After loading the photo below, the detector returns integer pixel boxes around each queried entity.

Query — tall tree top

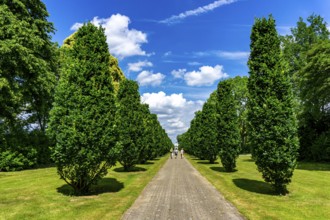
[249,15,280,72]
[62,29,125,93]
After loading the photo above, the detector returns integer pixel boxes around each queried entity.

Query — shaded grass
[0,155,169,220]
[187,154,330,220]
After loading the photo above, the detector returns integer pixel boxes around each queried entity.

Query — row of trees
[0,0,173,195]
[179,14,330,194]
[177,76,248,170]
[49,23,172,194]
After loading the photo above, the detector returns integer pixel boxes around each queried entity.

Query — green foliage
[184,111,204,159]
[247,15,299,194]
[139,106,172,162]
[116,79,145,171]
[0,0,57,169]
[298,40,330,161]
[0,149,37,171]
[217,80,240,172]
[198,93,219,163]
[228,76,249,153]
[0,0,57,128]
[178,77,249,162]
[281,14,330,161]
[137,104,153,164]
[109,55,126,93]
[62,33,125,95]
[48,23,117,194]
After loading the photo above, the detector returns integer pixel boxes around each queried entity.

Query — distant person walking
[174,148,178,159]
[170,149,173,159]
[180,149,184,159]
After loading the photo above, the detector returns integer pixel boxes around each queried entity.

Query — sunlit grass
[187,154,330,220]
[0,155,169,220]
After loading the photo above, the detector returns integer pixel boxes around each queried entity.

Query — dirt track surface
[121,156,245,220]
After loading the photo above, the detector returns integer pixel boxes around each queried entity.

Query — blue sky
[43,0,330,143]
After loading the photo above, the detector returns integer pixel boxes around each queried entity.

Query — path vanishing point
[122,156,245,220]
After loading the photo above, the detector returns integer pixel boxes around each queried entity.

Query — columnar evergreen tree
[146,113,160,159]
[138,104,152,164]
[178,77,248,159]
[199,92,219,163]
[48,23,117,194]
[116,79,145,171]
[0,0,58,169]
[217,80,240,172]
[247,16,299,194]
[177,132,189,155]
[189,111,204,159]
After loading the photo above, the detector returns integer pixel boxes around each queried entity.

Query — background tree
[150,118,173,158]
[281,15,330,161]
[0,0,58,170]
[48,23,117,195]
[198,92,219,163]
[109,55,125,93]
[299,40,330,161]
[116,79,145,171]
[247,16,299,194]
[189,111,204,159]
[228,76,249,153]
[137,104,154,164]
[217,80,240,172]
[177,129,192,155]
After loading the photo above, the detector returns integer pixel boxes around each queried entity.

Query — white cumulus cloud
[141,92,204,143]
[171,69,186,79]
[71,14,148,59]
[160,0,237,24]
[128,60,153,72]
[136,71,165,86]
[172,65,228,86]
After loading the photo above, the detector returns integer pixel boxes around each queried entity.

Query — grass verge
[187,154,330,220]
[0,155,169,220]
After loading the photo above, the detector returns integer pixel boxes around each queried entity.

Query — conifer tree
[189,111,204,159]
[48,23,117,194]
[116,79,145,171]
[217,80,240,171]
[247,16,299,194]
[199,92,219,163]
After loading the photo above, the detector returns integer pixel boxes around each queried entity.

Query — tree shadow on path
[233,178,276,195]
[57,177,124,196]
[198,161,219,165]
[113,166,147,172]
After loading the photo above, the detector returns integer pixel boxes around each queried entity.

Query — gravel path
[121,156,245,220]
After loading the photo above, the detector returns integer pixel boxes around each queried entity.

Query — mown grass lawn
[187,154,330,220]
[0,155,169,220]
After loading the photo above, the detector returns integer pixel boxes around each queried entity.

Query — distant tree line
[178,14,330,195]
[0,1,172,194]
